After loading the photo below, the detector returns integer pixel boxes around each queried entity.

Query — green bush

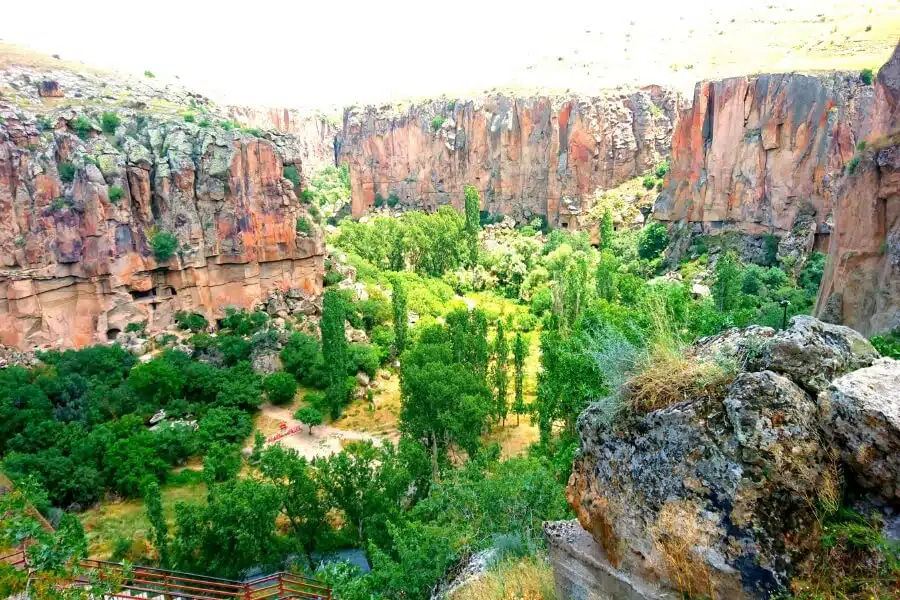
[642,175,656,190]
[174,311,209,332]
[374,194,385,208]
[294,406,324,434]
[58,162,76,182]
[284,165,301,188]
[296,217,312,235]
[860,68,874,85]
[637,222,669,260]
[870,329,900,359]
[387,194,400,208]
[219,120,235,131]
[242,127,264,137]
[263,372,298,405]
[654,161,670,178]
[101,112,120,134]
[108,186,125,203]
[431,115,446,131]
[324,269,344,287]
[150,231,179,261]
[183,113,195,123]
[300,189,314,204]
[124,321,147,335]
[71,116,93,140]
[144,70,155,78]
[846,155,861,175]
[856,140,867,152]
[198,118,211,128]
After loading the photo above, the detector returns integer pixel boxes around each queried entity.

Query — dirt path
[253,404,393,461]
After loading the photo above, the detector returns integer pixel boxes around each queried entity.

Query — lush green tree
[172,478,281,578]
[599,209,614,250]
[595,249,620,302]
[446,308,490,380]
[535,329,607,443]
[491,321,510,425]
[280,332,322,385]
[263,371,297,405]
[318,441,410,545]
[392,278,408,357]
[403,206,465,276]
[637,222,669,260]
[256,445,326,555]
[203,442,242,485]
[128,355,185,407]
[322,290,350,418]
[463,184,481,268]
[545,244,592,331]
[512,333,528,426]
[389,229,406,271]
[294,406,324,434]
[142,478,170,568]
[713,252,742,312]
[400,327,491,476]
[197,407,252,449]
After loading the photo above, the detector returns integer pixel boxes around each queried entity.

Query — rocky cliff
[337,89,680,223]
[559,317,899,600]
[0,64,325,350]
[816,42,900,335]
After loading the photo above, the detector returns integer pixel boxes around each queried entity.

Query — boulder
[566,317,885,600]
[356,371,371,387]
[819,358,900,503]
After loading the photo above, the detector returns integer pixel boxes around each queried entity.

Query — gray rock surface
[819,358,900,503]
[567,317,885,600]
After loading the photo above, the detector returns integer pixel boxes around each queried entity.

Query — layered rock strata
[337,89,680,222]
[0,96,324,350]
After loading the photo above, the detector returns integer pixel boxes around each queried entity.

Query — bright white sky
[2,0,895,109]
[0,0,725,108]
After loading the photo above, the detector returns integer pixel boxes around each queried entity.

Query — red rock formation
[225,105,338,174]
[816,43,900,335]
[338,89,680,223]
[654,73,873,238]
[0,110,324,350]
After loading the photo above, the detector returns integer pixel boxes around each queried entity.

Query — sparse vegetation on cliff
[149,231,179,261]
[58,161,76,182]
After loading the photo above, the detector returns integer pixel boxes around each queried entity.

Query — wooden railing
[3,553,331,600]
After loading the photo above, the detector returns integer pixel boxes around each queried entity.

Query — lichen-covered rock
[566,317,886,600]
[819,358,900,503]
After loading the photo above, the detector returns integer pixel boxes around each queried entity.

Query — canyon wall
[653,71,873,248]
[816,43,900,335]
[337,89,681,223]
[0,68,324,350]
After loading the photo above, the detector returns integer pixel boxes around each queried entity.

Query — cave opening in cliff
[106,328,121,341]
[129,289,156,300]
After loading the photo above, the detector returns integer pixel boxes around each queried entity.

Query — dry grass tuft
[649,501,714,599]
[451,556,558,600]
[625,344,736,414]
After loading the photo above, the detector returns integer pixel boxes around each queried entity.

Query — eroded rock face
[566,317,881,600]
[654,73,872,243]
[0,106,324,350]
[815,43,900,335]
[337,89,681,222]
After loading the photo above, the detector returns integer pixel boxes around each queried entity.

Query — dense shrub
[637,222,669,260]
[58,162,76,182]
[174,311,209,333]
[860,68,874,85]
[150,231,179,261]
[101,112,120,134]
[108,186,125,203]
[71,116,93,140]
[283,165,301,187]
[263,372,297,405]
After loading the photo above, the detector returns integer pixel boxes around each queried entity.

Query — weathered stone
[566,317,888,600]
[819,358,900,503]
[748,316,879,394]
[544,520,678,600]
[355,371,370,387]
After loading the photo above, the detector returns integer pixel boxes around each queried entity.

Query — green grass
[79,470,206,559]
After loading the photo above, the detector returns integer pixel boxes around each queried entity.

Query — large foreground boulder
[819,358,900,503]
[565,316,886,600]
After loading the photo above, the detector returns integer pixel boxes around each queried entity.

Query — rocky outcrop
[0,81,325,349]
[224,105,338,174]
[815,43,900,335]
[819,358,900,503]
[337,89,680,222]
[564,317,887,600]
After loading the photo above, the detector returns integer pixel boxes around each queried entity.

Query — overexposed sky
[2,0,896,109]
